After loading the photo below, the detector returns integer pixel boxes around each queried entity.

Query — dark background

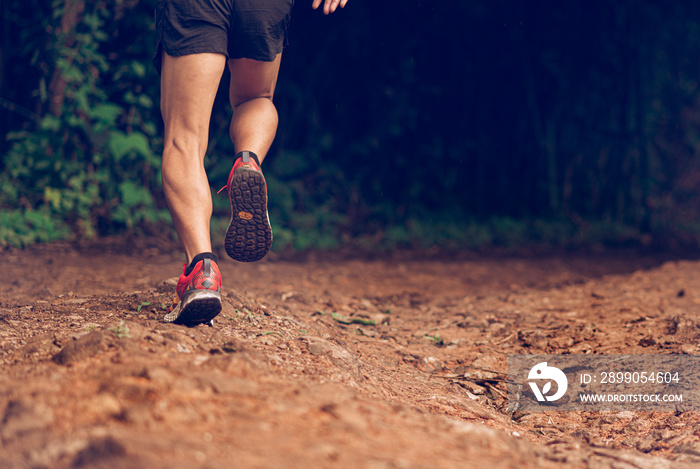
[2,0,700,253]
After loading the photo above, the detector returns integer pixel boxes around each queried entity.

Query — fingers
[312,0,347,15]
[325,0,339,14]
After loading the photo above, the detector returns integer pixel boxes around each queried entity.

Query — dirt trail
[2,246,700,468]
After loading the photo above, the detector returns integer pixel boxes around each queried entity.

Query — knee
[161,135,208,189]
[163,132,208,161]
[161,143,207,188]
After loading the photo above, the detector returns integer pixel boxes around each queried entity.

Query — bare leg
[222,55,281,263]
[160,52,226,263]
[228,55,282,162]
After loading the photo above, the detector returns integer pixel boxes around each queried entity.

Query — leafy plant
[425,334,445,347]
[109,321,131,339]
[221,341,237,353]
[0,0,164,246]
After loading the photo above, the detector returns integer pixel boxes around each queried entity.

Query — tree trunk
[0,0,8,141]
[48,0,84,117]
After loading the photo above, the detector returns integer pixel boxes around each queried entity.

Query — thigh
[154,0,232,74]
[227,54,282,108]
[161,52,227,153]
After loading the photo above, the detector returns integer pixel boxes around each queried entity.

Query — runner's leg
[228,54,282,161]
[160,52,227,263]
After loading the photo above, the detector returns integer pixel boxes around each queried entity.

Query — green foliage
[0,0,163,246]
[425,334,445,347]
[3,1,700,253]
[109,320,131,339]
[0,209,71,248]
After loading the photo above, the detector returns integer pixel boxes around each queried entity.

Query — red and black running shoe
[222,151,272,262]
[164,253,222,327]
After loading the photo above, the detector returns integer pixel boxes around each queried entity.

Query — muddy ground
[3,243,700,468]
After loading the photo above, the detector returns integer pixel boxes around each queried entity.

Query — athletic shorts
[153,0,294,73]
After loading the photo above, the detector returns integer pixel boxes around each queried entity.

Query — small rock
[356,327,378,337]
[144,367,175,383]
[87,393,122,418]
[488,322,508,337]
[64,298,87,305]
[299,337,362,380]
[638,336,656,347]
[72,437,127,468]
[206,375,258,395]
[1,399,54,439]
[673,442,700,457]
[319,402,368,432]
[52,331,105,366]
[417,356,444,373]
[465,355,501,380]
[667,316,695,336]
[157,278,179,293]
[457,380,486,395]
[193,355,209,366]
[371,313,390,325]
[518,330,548,349]
[473,318,491,330]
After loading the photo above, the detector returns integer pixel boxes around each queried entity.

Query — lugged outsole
[167,291,222,327]
[224,167,272,262]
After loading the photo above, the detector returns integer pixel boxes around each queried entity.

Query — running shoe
[164,253,222,326]
[221,151,272,262]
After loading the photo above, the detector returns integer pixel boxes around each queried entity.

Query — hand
[312,0,348,15]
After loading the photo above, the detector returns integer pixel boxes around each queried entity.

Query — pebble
[0,399,54,439]
[176,343,192,353]
[299,336,362,380]
[417,356,444,373]
[674,442,700,457]
[52,331,105,366]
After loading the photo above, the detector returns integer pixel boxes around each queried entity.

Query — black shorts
[153,0,294,73]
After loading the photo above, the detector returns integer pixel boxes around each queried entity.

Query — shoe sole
[224,167,272,262]
[165,290,222,327]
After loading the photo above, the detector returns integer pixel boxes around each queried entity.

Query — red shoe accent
[164,258,222,326]
[175,258,222,298]
[217,151,265,195]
